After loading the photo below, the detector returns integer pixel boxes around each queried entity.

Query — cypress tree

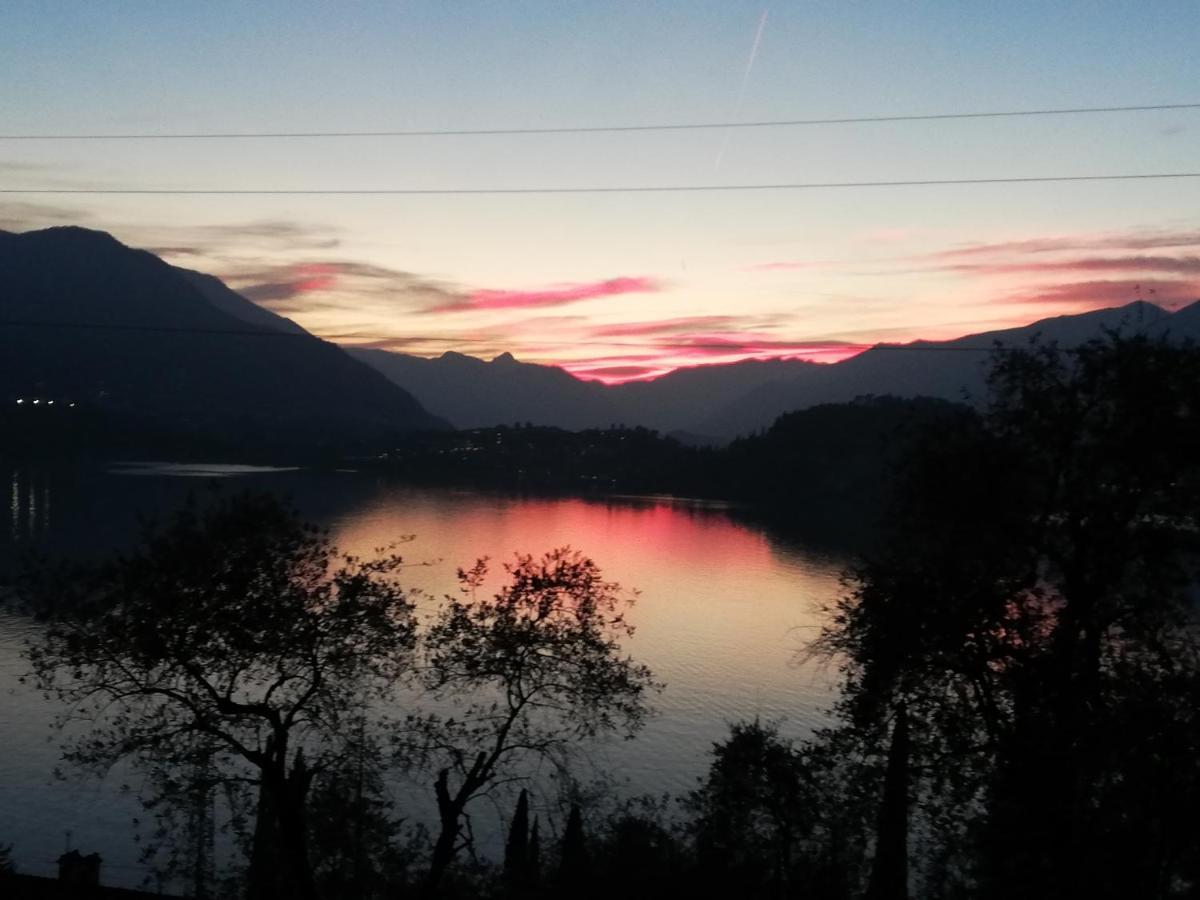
[504,789,531,888]
[559,804,587,887]
[528,817,541,886]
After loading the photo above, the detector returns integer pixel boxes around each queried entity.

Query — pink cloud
[1007,278,1200,308]
[556,335,871,384]
[239,263,338,302]
[567,364,670,384]
[425,276,662,314]
[293,263,338,292]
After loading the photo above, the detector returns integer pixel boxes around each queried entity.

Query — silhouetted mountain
[693,301,1195,437]
[349,348,818,436]
[349,348,621,430]
[612,357,824,435]
[0,227,446,456]
[176,266,309,335]
[356,301,1198,441]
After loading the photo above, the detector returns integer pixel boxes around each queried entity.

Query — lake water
[0,461,851,888]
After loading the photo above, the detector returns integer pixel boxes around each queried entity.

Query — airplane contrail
[714,8,770,173]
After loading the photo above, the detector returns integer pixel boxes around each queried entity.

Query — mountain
[176,267,309,335]
[692,301,1197,437]
[0,227,447,455]
[349,348,621,430]
[347,348,816,436]
[355,300,1200,441]
[610,357,824,437]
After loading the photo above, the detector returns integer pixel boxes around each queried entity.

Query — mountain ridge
[353,299,1199,439]
[0,226,448,455]
[6,225,1197,446]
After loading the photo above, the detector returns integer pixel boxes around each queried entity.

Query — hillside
[0,227,447,457]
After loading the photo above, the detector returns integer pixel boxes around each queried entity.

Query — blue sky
[3,2,1199,379]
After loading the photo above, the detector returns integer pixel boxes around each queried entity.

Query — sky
[2,1,1200,382]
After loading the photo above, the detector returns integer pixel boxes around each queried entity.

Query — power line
[4,172,1200,196]
[0,318,317,338]
[2,102,1198,141]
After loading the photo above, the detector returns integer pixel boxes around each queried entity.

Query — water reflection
[7,465,52,545]
[325,482,849,794]
[0,462,857,888]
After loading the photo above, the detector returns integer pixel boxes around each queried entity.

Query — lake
[0,461,851,888]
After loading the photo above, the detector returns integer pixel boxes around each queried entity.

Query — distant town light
[15,398,23,404]
[32,399,40,405]
[47,400,55,405]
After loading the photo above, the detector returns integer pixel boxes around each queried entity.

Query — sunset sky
[3,1,1199,381]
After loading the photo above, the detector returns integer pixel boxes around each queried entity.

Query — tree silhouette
[504,788,531,891]
[559,803,588,889]
[817,333,1200,897]
[864,705,909,900]
[686,719,819,897]
[415,548,659,895]
[24,493,419,900]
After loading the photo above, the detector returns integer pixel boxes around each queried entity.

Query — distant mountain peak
[32,225,125,245]
[491,352,518,365]
[1114,299,1171,318]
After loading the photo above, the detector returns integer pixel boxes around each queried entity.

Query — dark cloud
[221,260,461,314]
[144,219,344,258]
[937,229,1200,259]
[588,316,742,338]
[653,335,867,354]
[946,255,1200,276]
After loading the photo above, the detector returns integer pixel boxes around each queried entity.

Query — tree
[414,548,659,895]
[686,720,820,898]
[504,788,531,890]
[864,705,909,900]
[558,804,588,889]
[24,493,419,900]
[817,333,1200,897]
[305,753,427,900]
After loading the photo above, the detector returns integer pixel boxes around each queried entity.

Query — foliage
[687,720,813,884]
[685,719,866,899]
[503,788,532,889]
[816,333,1200,898]
[414,548,660,891]
[23,492,419,899]
[306,755,428,900]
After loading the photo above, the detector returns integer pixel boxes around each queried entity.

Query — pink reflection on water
[327,486,845,794]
